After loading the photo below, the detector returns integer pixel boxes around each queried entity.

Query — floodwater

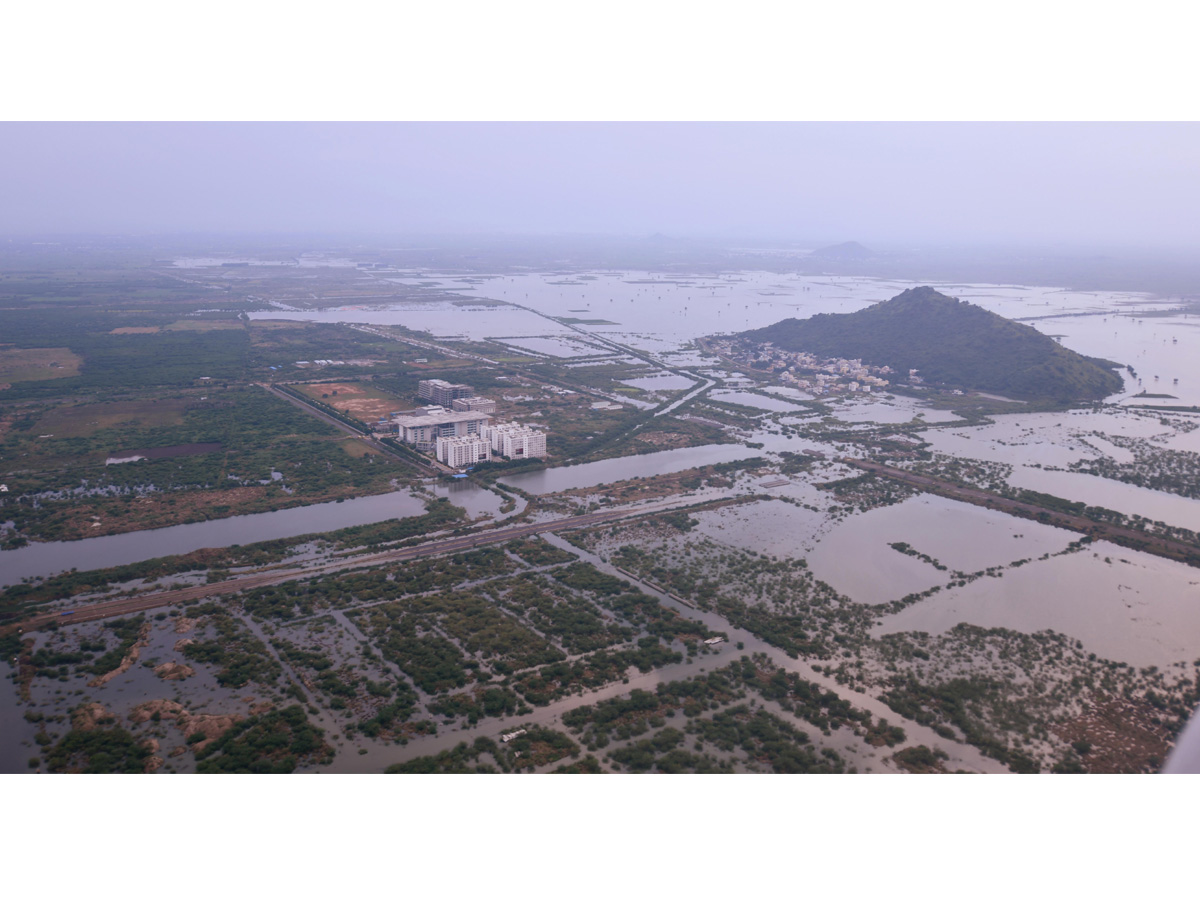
[690,496,831,557]
[430,480,511,520]
[709,390,806,412]
[0,659,33,773]
[875,539,1200,669]
[500,443,758,495]
[826,399,963,425]
[805,494,1077,605]
[496,336,603,357]
[1007,466,1200,531]
[247,269,1200,409]
[620,374,697,392]
[923,407,1172,470]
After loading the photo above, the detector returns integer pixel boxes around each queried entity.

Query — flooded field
[1008,467,1200,531]
[822,494,1077,578]
[827,398,964,425]
[709,389,805,412]
[689,496,832,557]
[11,260,1200,775]
[500,443,758,494]
[620,373,697,392]
[876,540,1200,669]
[497,336,605,357]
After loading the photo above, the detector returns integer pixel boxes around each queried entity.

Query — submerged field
[4,251,1200,774]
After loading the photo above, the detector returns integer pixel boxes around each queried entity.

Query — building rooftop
[392,407,491,428]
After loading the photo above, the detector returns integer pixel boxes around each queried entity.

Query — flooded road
[319,531,1008,774]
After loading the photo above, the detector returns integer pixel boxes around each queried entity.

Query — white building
[484,422,547,460]
[393,406,491,452]
[436,434,492,468]
[418,379,475,406]
[451,396,497,414]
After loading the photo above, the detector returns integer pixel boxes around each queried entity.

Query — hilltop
[738,286,1124,402]
[808,241,875,261]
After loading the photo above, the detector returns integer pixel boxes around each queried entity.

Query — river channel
[0,482,507,587]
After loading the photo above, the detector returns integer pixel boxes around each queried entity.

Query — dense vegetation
[740,286,1123,401]
[195,705,332,773]
[181,610,282,688]
[45,726,151,773]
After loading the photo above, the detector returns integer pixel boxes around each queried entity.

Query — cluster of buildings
[294,358,380,368]
[708,340,893,396]
[392,380,547,469]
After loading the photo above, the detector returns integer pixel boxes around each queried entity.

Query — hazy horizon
[3,123,1200,252]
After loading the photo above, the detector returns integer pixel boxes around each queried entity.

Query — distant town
[703,338,895,396]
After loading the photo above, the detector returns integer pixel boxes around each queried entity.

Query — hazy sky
[3,122,1200,248]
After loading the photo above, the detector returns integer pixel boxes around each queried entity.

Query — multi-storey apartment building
[417,379,475,407]
[484,422,547,459]
[436,434,492,468]
[392,406,491,452]
[450,396,498,414]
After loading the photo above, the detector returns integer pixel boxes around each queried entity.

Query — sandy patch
[88,623,152,687]
[154,661,195,680]
[128,699,241,754]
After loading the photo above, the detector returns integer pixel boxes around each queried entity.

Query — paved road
[260,383,439,474]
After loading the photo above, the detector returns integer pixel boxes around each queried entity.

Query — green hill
[738,286,1123,402]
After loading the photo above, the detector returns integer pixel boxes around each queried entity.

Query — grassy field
[337,437,383,458]
[32,398,190,438]
[163,319,247,332]
[0,347,83,384]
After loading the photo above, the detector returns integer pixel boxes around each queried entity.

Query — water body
[0,490,432,586]
[499,443,758,495]
[0,659,34,773]
[249,270,1200,411]
[875,540,1200,669]
[804,494,1079,606]
[710,390,806,412]
[1007,466,1200,532]
[620,374,697,392]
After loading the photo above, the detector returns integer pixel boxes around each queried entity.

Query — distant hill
[739,286,1123,402]
[808,241,875,261]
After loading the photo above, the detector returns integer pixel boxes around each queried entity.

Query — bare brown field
[34,398,189,438]
[294,382,403,420]
[0,347,83,383]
